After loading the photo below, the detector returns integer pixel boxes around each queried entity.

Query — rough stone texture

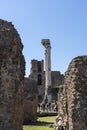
[58,85,64,115]
[23,78,38,124]
[59,56,87,130]
[0,19,25,130]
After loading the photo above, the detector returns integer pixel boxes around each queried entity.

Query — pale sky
[0,0,87,76]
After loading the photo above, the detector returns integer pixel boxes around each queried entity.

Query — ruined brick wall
[51,71,64,101]
[51,71,64,87]
[24,78,38,124]
[29,59,45,102]
[62,56,87,130]
[0,19,25,130]
[29,60,64,102]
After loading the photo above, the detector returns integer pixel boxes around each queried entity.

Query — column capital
[41,39,51,49]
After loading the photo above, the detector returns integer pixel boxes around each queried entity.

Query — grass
[23,115,56,130]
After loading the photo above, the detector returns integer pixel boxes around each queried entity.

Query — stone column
[41,39,52,103]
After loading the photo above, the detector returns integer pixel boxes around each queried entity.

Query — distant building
[29,59,45,102]
[29,59,64,102]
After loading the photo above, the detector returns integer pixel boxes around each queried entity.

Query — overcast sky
[0,0,87,76]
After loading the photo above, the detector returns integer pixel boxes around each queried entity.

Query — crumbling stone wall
[0,19,25,130]
[24,78,38,124]
[60,56,87,130]
[51,71,64,101]
[29,60,64,102]
[58,85,64,115]
[29,59,45,102]
[51,71,64,87]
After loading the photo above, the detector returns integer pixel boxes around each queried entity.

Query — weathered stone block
[23,78,38,124]
[0,19,25,130]
[60,56,87,130]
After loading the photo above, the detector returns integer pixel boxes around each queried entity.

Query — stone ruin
[58,85,64,115]
[0,19,25,130]
[23,78,38,124]
[58,56,87,130]
[29,59,64,103]
[1,19,87,130]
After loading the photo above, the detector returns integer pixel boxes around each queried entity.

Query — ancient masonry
[29,59,64,102]
[24,78,38,123]
[42,39,52,102]
[29,59,45,102]
[0,19,25,130]
[58,56,87,130]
